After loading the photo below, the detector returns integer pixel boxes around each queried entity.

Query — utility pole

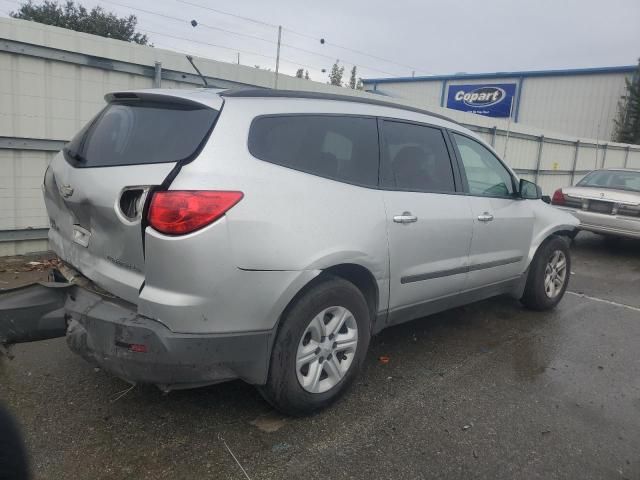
[237,52,240,65]
[274,25,282,89]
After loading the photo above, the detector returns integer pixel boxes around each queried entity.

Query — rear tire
[259,275,370,416]
[521,236,571,311]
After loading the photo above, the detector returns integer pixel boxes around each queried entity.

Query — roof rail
[220,88,460,125]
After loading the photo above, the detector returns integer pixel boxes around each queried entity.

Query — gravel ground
[1,232,639,479]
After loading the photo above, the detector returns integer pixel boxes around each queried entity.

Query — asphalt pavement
[1,232,639,479]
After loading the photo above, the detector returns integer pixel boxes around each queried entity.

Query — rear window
[578,170,640,193]
[64,101,218,167]
[248,115,379,188]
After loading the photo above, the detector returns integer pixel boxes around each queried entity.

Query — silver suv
[36,88,578,414]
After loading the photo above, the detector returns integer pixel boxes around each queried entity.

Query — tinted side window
[249,115,379,187]
[380,120,456,193]
[452,133,514,197]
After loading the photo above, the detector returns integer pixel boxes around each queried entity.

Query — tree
[613,59,640,144]
[304,70,310,80]
[348,66,357,89]
[10,0,148,45]
[328,60,344,86]
[295,68,304,79]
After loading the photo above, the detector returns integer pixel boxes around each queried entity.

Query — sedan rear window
[578,170,640,193]
[248,115,379,188]
[64,101,218,168]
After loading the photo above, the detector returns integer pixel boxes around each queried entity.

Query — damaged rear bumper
[65,286,273,389]
[1,269,273,389]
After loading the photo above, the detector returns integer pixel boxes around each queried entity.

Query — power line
[176,0,277,29]
[167,0,399,75]
[101,0,400,76]
[173,0,430,75]
[138,27,324,72]
[101,0,276,46]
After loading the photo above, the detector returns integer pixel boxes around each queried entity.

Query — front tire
[521,236,571,311]
[259,276,370,416]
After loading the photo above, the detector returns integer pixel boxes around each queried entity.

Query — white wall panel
[538,174,573,195]
[575,145,602,172]
[539,142,575,171]
[496,136,539,170]
[603,148,627,168]
[0,149,53,230]
[627,151,640,169]
[372,81,442,107]
[518,74,629,140]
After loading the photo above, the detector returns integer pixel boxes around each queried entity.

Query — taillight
[147,190,243,235]
[551,188,565,205]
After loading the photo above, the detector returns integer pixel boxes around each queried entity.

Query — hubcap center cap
[320,339,333,357]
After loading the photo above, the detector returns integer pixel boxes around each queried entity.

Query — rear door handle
[393,212,418,224]
[477,212,494,222]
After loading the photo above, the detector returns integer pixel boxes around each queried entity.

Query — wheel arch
[274,263,381,338]
[527,224,577,267]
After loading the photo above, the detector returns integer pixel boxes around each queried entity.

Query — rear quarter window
[248,115,379,188]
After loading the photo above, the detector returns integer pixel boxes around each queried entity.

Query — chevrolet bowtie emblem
[59,184,74,198]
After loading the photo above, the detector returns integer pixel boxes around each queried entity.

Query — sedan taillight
[551,188,565,206]
[147,190,243,235]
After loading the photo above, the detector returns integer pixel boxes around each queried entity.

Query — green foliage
[295,68,304,78]
[11,0,148,45]
[304,70,310,80]
[329,60,344,86]
[348,66,357,89]
[613,59,640,145]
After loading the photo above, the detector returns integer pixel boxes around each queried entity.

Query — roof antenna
[186,55,209,87]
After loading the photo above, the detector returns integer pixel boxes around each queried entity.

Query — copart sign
[446,83,516,117]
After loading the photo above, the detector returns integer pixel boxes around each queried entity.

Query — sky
[1,0,639,82]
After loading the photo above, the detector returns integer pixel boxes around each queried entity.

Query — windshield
[577,170,640,193]
[64,100,218,168]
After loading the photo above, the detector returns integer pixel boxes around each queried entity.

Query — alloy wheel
[544,250,567,298]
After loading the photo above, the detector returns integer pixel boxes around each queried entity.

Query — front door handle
[477,212,494,222]
[393,212,418,224]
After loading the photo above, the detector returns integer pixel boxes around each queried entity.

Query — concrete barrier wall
[1,17,639,255]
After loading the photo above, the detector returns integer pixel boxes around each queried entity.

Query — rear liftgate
[0,92,223,358]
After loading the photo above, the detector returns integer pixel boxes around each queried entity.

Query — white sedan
[551,168,640,239]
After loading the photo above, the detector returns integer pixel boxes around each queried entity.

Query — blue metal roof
[362,65,637,84]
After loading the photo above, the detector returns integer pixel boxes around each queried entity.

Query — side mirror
[541,195,551,204]
[519,179,542,200]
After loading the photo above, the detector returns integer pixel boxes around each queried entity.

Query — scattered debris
[598,365,604,370]
[462,423,473,431]
[271,442,290,453]
[473,449,479,459]
[220,435,251,480]
[250,412,286,433]
[109,384,135,403]
[378,355,390,365]
[541,429,551,435]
